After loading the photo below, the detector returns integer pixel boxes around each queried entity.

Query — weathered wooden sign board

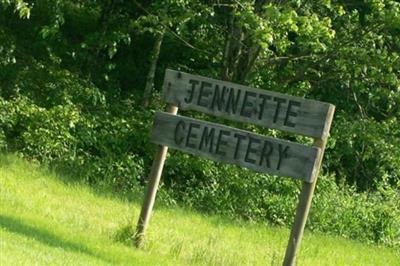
[162,69,331,139]
[135,69,335,266]
[151,112,319,182]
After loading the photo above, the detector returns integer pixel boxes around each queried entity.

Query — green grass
[0,154,399,265]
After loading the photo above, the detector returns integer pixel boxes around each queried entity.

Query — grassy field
[0,154,399,265]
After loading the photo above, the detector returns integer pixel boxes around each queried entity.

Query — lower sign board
[151,112,320,182]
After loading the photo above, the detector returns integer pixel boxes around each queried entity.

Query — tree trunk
[142,29,165,108]
[220,6,246,82]
[220,1,267,84]
[221,12,234,81]
[234,38,262,84]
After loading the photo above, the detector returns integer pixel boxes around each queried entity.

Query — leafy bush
[311,176,400,247]
[327,116,400,190]
[0,66,150,191]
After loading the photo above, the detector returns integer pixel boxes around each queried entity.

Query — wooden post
[283,105,335,266]
[134,104,178,247]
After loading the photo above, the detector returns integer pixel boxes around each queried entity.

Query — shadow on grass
[1,153,238,235]
[48,162,146,205]
[1,153,144,205]
[0,214,113,263]
[0,153,18,168]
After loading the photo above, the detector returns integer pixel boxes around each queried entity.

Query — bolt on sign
[135,69,335,266]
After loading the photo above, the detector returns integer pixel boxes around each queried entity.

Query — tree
[133,0,212,107]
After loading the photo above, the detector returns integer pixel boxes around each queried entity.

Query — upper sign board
[151,112,320,182]
[162,69,334,138]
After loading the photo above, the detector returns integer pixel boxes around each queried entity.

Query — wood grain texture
[162,69,334,138]
[151,112,320,182]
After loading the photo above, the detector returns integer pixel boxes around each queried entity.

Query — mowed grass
[0,154,399,265]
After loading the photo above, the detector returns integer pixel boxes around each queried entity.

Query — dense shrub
[0,69,150,190]
[327,116,400,190]
[312,176,400,247]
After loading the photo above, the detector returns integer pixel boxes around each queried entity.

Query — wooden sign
[162,69,333,138]
[135,69,335,266]
[151,112,319,182]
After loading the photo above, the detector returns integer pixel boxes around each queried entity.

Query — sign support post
[283,105,335,266]
[134,104,178,247]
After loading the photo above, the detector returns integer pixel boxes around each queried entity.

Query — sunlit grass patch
[1,154,399,265]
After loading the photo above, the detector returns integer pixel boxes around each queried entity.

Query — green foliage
[2,96,79,162]
[328,116,400,189]
[0,0,31,18]
[1,93,150,190]
[311,175,400,247]
[248,0,400,189]
[0,0,399,248]
[0,62,149,190]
